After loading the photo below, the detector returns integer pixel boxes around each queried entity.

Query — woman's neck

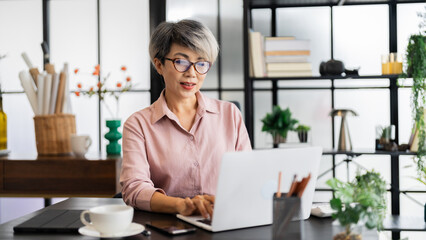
[164,90,198,114]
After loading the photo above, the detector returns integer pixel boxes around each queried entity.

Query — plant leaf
[330,198,342,211]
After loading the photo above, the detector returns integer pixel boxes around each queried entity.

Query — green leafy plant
[400,7,426,184]
[417,165,426,185]
[296,124,311,132]
[380,125,392,140]
[376,125,393,144]
[326,170,387,239]
[403,19,426,184]
[261,105,298,142]
[296,124,310,143]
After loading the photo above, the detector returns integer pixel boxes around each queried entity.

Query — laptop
[13,210,84,233]
[177,146,322,232]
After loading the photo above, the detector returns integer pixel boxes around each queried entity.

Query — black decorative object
[319,59,345,76]
[344,68,360,77]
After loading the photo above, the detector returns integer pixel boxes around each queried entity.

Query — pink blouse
[120,91,252,211]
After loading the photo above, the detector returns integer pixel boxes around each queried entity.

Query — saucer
[0,149,10,156]
[78,222,145,238]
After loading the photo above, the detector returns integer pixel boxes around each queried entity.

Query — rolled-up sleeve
[120,116,165,211]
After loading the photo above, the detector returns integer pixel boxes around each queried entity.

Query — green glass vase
[105,119,122,156]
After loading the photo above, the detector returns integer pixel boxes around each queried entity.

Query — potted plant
[296,124,311,143]
[326,170,387,240]
[402,12,426,214]
[74,65,133,156]
[401,10,426,221]
[405,33,426,159]
[261,105,298,144]
[375,125,398,151]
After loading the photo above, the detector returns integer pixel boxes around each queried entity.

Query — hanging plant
[405,33,426,184]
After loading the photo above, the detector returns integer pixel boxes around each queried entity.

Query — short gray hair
[149,19,219,64]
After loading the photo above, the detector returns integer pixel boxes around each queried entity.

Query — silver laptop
[177,146,323,232]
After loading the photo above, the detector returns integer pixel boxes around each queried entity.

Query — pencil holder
[33,114,76,155]
[272,193,303,240]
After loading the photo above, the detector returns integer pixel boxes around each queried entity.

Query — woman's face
[154,43,209,101]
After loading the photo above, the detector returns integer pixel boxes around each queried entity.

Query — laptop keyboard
[197,219,212,225]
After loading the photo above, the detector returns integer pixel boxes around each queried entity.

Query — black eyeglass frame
[164,58,212,75]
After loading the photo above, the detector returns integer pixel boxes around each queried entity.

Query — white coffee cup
[70,135,92,157]
[80,205,134,235]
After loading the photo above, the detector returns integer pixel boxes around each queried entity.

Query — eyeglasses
[165,58,211,75]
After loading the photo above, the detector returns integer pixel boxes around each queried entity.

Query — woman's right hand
[176,195,215,219]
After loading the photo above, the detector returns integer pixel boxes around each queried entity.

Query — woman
[120,19,251,219]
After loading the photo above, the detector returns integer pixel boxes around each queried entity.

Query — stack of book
[264,36,312,77]
[248,31,266,78]
[409,108,426,152]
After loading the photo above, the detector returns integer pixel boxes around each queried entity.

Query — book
[264,39,310,51]
[265,50,310,56]
[408,123,416,148]
[410,108,426,152]
[410,127,419,152]
[266,70,312,77]
[249,51,254,77]
[265,55,309,63]
[249,31,266,77]
[264,36,295,41]
[266,62,312,71]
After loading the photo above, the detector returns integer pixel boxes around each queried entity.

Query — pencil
[297,173,311,198]
[286,175,297,197]
[277,171,282,198]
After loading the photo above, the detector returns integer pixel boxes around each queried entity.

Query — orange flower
[72,64,132,118]
[93,65,100,76]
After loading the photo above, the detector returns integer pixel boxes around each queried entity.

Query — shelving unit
[243,1,424,239]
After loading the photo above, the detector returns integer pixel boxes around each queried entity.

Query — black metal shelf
[251,74,400,81]
[322,149,417,156]
[243,1,423,239]
[255,148,417,156]
[249,0,424,9]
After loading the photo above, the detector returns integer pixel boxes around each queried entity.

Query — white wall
[0,3,425,239]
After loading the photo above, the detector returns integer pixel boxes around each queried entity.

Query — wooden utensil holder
[34,114,76,155]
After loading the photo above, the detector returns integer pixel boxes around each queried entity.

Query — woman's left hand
[176,194,215,219]
[191,195,215,219]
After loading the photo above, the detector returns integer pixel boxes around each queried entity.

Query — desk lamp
[330,109,358,151]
